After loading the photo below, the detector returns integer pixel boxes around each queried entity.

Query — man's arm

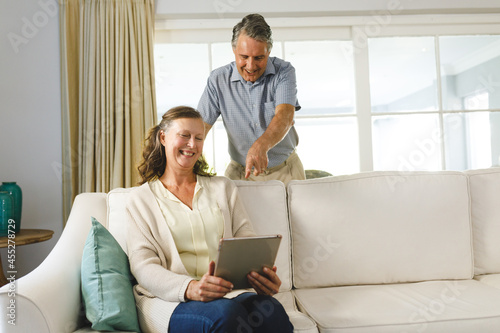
[245,103,295,178]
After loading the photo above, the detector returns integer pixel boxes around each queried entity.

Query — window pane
[211,42,283,71]
[211,42,234,70]
[440,35,500,111]
[295,117,359,175]
[372,114,442,171]
[285,41,356,115]
[369,37,438,113]
[204,121,231,175]
[154,44,209,117]
[444,112,499,170]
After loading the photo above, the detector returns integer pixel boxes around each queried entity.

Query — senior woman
[126,106,293,332]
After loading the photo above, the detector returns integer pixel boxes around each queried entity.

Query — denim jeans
[168,292,294,332]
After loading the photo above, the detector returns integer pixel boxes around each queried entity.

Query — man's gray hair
[231,14,273,51]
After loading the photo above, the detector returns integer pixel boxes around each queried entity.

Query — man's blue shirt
[198,57,301,168]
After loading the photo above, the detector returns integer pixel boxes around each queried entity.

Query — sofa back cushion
[106,180,292,292]
[288,171,473,289]
[233,180,292,292]
[467,167,500,275]
[107,187,134,254]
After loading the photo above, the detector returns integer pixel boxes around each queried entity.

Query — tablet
[214,234,282,289]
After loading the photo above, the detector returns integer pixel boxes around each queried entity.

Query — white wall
[0,0,62,278]
[156,0,500,19]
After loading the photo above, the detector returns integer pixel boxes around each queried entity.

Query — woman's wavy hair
[137,106,215,184]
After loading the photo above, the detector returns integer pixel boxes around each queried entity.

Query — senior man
[198,13,305,185]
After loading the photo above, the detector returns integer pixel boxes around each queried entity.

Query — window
[284,40,358,175]
[154,17,500,175]
[154,39,359,175]
[284,41,356,115]
[154,44,209,114]
[369,37,438,113]
[372,114,441,171]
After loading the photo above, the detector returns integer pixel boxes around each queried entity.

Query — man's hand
[185,261,233,302]
[244,103,295,178]
[245,142,269,178]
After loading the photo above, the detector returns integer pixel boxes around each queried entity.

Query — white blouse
[149,176,224,279]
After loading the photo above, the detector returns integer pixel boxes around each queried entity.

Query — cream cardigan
[126,176,255,332]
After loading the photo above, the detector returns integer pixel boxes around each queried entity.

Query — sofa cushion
[288,171,473,288]
[466,167,500,275]
[81,218,140,332]
[234,180,292,292]
[274,291,318,333]
[107,187,134,254]
[475,274,500,289]
[294,280,500,332]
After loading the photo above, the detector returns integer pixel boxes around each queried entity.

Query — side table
[0,229,54,287]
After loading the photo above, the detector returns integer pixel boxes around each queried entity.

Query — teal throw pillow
[81,217,141,332]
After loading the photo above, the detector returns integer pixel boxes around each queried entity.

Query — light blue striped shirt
[198,57,301,168]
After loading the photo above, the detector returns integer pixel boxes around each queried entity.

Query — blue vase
[0,182,22,233]
[0,191,14,237]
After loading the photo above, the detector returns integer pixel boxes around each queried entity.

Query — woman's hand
[247,266,281,296]
[185,261,233,302]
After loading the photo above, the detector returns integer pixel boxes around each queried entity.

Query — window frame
[154,14,500,173]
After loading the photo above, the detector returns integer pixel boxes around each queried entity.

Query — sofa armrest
[0,193,107,333]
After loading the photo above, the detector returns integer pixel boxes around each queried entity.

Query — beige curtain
[60,0,156,221]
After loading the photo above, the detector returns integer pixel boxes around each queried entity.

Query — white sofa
[2,168,500,332]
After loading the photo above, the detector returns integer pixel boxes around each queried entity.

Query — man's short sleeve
[274,61,301,111]
[197,75,221,125]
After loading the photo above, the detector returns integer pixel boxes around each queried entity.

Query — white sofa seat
[294,280,500,332]
[275,291,319,333]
